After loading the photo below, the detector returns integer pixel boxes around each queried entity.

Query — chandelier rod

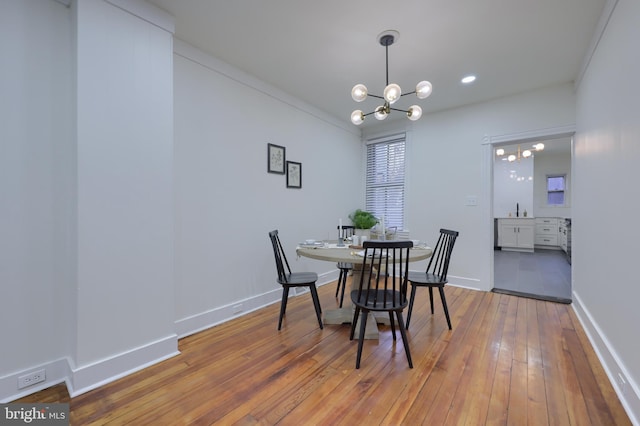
[381,34,417,97]
[385,42,390,86]
[362,106,413,118]
[389,107,411,113]
[380,33,394,86]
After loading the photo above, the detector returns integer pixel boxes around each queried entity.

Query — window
[547,175,565,206]
[365,134,406,230]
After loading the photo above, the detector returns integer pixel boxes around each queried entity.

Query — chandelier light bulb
[534,143,545,151]
[416,81,433,99]
[351,84,368,102]
[508,154,516,162]
[383,83,402,104]
[496,148,505,156]
[407,105,422,121]
[522,149,532,158]
[374,106,388,120]
[351,110,364,125]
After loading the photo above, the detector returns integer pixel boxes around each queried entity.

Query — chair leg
[349,306,360,340]
[278,287,289,330]
[309,285,323,329]
[439,286,452,330]
[355,309,368,369]
[406,285,417,329]
[396,311,413,368]
[428,286,435,314]
[335,270,343,297]
[339,270,347,308]
[389,312,396,340]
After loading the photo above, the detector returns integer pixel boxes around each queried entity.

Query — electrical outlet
[617,372,627,395]
[18,369,46,389]
[465,195,478,206]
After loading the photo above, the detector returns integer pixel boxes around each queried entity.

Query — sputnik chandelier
[350,30,433,126]
[495,143,545,162]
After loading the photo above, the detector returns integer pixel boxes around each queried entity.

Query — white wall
[363,83,576,291]
[533,147,572,218]
[71,0,177,392]
[493,149,534,218]
[574,0,640,421]
[0,0,362,401]
[172,41,363,335]
[493,139,573,219]
[1,0,180,400]
[0,0,73,396]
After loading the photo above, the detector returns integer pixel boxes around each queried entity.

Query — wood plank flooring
[14,281,631,425]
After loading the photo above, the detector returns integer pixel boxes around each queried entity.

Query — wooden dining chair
[268,230,323,330]
[335,225,355,307]
[349,240,414,369]
[405,229,459,330]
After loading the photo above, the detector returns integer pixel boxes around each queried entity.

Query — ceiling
[147,0,606,129]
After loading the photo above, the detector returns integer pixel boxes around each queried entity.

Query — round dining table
[296,242,433,339]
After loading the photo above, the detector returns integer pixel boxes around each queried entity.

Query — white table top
[296,243,433,264]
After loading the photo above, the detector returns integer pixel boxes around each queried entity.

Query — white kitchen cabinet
[535,217,559,247]
[498,218,535,252]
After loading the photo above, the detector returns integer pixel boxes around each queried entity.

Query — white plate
[299,241,324,248]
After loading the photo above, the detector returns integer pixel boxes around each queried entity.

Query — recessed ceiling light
[461,75,476,84]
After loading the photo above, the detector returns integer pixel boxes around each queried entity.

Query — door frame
[482,124,575,291]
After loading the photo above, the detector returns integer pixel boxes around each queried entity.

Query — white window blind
[547,175,566,206]
[365,135,406,230]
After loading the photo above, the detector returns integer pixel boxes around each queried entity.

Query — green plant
[349,209,378,229]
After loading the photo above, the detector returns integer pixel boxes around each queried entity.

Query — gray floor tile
[493,249,571,303]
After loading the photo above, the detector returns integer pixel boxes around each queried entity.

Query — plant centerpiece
[349,209,377,238]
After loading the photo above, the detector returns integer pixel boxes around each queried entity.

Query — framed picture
[267,143,286,174]
[286,161,302,188]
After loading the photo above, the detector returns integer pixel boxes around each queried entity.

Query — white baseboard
[572,291,640,425]
[0,358,70,403]
[175,270,338,339]
[175,288,283,339]
[1,334,178,401]
[2,271,340,402]
[446,274,482,291]
[67,334,179,397]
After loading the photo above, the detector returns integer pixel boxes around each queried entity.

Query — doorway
[487,128,574,303]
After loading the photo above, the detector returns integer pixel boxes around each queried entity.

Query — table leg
[323,266,388,339]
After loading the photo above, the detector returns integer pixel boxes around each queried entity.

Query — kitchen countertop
[495,216,572,220]
[495,217,535,219]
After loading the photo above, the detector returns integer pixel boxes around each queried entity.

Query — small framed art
[286,161,302,188]
[267,143,286,174]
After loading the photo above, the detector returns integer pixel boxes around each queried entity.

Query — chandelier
[350,31,432,126]
[496,143,545,162]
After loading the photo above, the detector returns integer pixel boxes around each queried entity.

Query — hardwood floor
[15,281,630,425]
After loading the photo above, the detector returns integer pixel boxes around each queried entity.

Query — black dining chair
[268,230,323,330]
[405,229,459,330]
[349,240,414,369]
[335,225,355,307]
